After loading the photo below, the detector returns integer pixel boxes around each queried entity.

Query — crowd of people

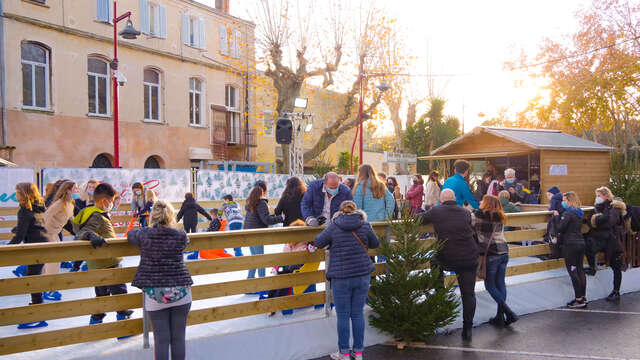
[5,159,635,360]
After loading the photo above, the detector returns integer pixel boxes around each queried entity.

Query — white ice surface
[3,251,640,360]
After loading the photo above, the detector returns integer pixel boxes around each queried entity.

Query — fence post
[142,294,150,349]
[324,249,331,316]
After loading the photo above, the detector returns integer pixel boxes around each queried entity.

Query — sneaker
[90,313,106,325]
[17,321,48,329]
[12,265,27,277]
[43,291,62,301]
[606,291,620,302]
[81,264,88,271]
[330,352,351,360]
[353,352,363,360]
[186,251,199,260]
[567,299,587,308]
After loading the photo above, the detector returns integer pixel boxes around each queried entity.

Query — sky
[199,0,592,133]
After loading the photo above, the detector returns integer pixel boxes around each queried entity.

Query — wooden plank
[0,270,326,326]
[187,291,326,326]
[506,212,550,226]
[0,317,142,355]
[504,258,565,277]
[508,244,550,258]
[0,251,325,295]
[0,219,17,228]
[0,233,12,241]
[505,229,546,243]
[0,207,18,217]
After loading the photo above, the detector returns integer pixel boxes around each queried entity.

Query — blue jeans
[228,222,243,255]
[484,253,508,305]
[331,274,370,354]
[247,245,265,278]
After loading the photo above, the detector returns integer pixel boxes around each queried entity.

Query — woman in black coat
[587,186,626,301]
[244,181,283,279]
[128,200,193,360]
[275,177,306,226]
[552,191,587,308]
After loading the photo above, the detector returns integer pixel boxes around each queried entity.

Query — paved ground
[312,291,640,360]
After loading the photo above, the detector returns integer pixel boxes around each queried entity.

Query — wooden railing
[1,208,630,356]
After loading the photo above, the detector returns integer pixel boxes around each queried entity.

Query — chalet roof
[431,126,613,155]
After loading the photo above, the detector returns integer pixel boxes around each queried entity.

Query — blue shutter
[219,24,228,55]
[97,0,109,22]
[158,5,167,38]
[139,0,150,34]
[181,13,190,45]
[198,18,206,49]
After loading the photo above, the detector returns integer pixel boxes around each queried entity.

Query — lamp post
[111,1,140,168]
[349,62,391,174]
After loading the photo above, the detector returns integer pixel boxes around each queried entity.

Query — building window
[189,78,202,125]
[182,14,205,48]
[96,0,113,23]
[88,58,110,116]
[263,110,273,136]
[21,42,50,110]
[143,69,161,122]
[144,156,162,168]
[139,0,166,38]
[219,25,229,56]
[225,85,240,144]
[92,153,113,168]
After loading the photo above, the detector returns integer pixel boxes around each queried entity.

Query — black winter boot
[488,303,505,327]
[503,303,519,325]
[461,324,472,342]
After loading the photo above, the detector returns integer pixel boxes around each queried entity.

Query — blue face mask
[72,193,80,200]
[506,178,515,184]
[326,187,339,196]
[561,201,569,209]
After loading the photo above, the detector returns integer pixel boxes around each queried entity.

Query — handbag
[476,230,494,280]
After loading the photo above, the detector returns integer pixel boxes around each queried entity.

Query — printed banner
[42,168,191,203]
[196,171,315,201]
[0,168,35,207]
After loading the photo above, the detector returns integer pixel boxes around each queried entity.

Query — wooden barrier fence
[1,208,636,356]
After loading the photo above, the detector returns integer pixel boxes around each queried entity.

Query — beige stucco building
[1,0,256,169]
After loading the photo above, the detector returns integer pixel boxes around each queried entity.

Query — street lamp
[350,64,391,174]
[111,1,140,168]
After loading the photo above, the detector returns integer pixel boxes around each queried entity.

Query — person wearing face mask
[43,181,78,279]
[502,168,526,203]
[586,186,627,301]
[75,179,98,213]
[301,172,353,226]
[386,176,402,219]
[406,174,425,214]
[131,182,148,228]
[552,191,587,308]
[73,183,133,326]
[546,186,565,215]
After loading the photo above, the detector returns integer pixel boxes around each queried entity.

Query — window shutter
[97,0,109,22]
[139,0,150,34]
[198,18,206,49]
[234,30,242,58]
[181,13,190,45]
[158,5,167,38]
[219,24,228,55]
[152,5,160,36]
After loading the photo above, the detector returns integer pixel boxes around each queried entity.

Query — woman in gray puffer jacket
[310,200,379,360]
[128,200,193,360]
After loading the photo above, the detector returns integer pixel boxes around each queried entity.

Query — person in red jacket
[405,174,424,214]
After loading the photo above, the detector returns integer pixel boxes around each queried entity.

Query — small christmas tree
[369,210,460,343]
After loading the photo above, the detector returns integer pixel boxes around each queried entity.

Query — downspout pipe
[0,0,8,147]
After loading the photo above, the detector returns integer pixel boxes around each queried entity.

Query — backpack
[626,204,640,232]
[544,218,562,259]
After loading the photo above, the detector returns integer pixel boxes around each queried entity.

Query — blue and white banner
[0,168,35,207]
[196,170,315,201]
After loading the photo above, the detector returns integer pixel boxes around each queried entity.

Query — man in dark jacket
[301,172,353,226]
[421,189,478,341]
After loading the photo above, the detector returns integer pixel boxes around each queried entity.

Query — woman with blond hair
[9,182,49,328]
[309,200,379,360]
[352,164,395,222]
[128,200,193,360]
[587,186,626,301]
[552,191,587,308]
[472,195,518,327]
[42,180,79,301]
